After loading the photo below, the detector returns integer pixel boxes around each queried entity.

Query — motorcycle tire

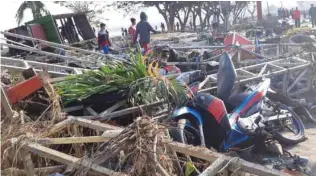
[273,104,306,145]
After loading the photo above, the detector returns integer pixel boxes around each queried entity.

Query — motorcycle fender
[171,107,203,126]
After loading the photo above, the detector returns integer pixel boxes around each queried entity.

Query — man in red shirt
[129,18,136,43]
[293,7,301,28]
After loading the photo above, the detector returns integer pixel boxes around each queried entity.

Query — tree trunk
[207,15,211,29]
[193,13,197,32]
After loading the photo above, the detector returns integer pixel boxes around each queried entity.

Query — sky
[0,1,306,37]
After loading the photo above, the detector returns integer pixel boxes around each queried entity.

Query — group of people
[277,4,316,28]
[121,28,128,36]
[98,12,159,54]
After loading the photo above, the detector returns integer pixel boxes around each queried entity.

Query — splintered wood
[5,116,288,176]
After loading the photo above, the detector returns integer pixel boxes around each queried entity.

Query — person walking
[309,4,316,27]
[176,22,180,31]
[293,7,301,28]
[133,12,159,50]
[98,23,111,54]
[129,18,136,43]
[161,22,165,33]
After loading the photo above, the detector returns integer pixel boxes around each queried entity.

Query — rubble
[1,23,316,176]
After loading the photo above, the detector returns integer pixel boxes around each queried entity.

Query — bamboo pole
[22,143,126,176]
[2,165,65,176]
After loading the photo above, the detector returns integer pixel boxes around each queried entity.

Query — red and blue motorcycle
[170,52,305,152]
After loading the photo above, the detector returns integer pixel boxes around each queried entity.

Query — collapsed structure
[1,11,316,176]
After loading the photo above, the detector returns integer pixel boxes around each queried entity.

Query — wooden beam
[72,125,83,157]
[2,43,93,64]
[62,105,84,113]
[69,116,123,131]
[1,31,127,63]
[40,118,72,137]
[82,100,165,120]
[22,143,126,176]
[2,165,65,176]
[53,11,92,19]
[20,150,35,176]
[32,136,110,145]
[1,86,14,118]
[200,157,227,176]
[168,142,287,176]
[99,100,127,116]
[85,107,98,116]
[101,130,123,138]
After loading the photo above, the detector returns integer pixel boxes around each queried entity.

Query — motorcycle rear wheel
[272,104,306,145]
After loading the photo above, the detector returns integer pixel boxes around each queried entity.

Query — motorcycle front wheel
[271,104,306,145]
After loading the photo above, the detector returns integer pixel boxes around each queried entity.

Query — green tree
[16,1,50,26]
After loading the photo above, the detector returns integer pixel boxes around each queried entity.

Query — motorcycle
[169,52,306,152]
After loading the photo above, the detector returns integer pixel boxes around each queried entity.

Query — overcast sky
[0,1,303,36]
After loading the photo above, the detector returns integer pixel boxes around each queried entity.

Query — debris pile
[1,23,316,176]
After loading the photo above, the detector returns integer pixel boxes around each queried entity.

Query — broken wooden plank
[1,86,14,118]
[62,105,84,113]
[99,100,127,116]
[80,100,165,120]
[32,136,111,145]
[2,165,65,176]
[40,118,73,137]
[101,130,123,138]
[22,143,126,176]
[86,107,98,116]
[69,116,123,131]
[168,142,287,176]
[72,125,84,157]
[200,157,228,176]
[20,149,35,176]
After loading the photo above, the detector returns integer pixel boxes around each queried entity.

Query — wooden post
[1,86,14,118]
[200,157,228,176]
[20,149,35,176]
[237,47,241,63]
[286,69,308,93]
[72,125,83,157]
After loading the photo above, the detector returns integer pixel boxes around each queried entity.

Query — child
[98,23,111,54]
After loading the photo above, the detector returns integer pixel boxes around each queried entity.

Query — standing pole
[267,1,270,15]
[257,1,263,22]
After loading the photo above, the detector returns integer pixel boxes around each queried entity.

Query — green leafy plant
[54,48,188,107]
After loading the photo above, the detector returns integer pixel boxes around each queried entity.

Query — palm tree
[15,1,50,26]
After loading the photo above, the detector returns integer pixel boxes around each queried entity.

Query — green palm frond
[55,49,189,106]
[16,1,29,25]
[15,1,50,26]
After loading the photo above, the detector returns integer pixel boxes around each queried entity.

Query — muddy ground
[287,121,316,175]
